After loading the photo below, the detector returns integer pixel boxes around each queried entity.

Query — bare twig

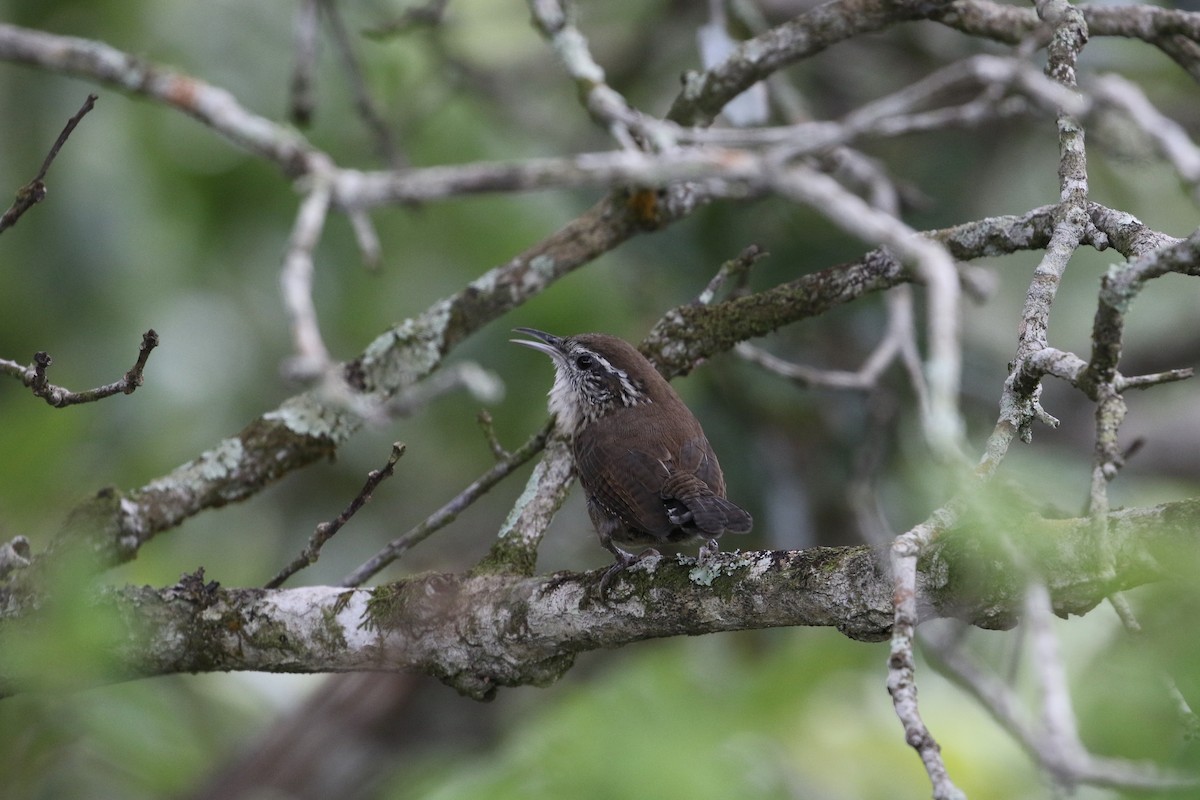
[771,164,965,459]
[477,411,509,460]
[1115,367,1194,391]
[979,0,1091,477]
[888,514,966,800]
[526,0,667,151]
[1094,73,1200,199]
[364,0,449,38]
[340,423,552,587]
[319,0,403,168]
[736,286,924,396]
[289,0,320,126]
[266,442,406,589]
[0,329,159,408]
[697,244,766,305]
[280,159,336,380]
[385,362,504,417]
[347,208,382,269]
[0,93,97,233]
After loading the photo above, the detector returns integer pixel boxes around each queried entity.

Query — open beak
[510,327,568,362]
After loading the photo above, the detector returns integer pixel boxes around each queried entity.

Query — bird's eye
[575,354,594,369]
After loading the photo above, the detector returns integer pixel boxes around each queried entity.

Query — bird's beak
[511,327,568,362]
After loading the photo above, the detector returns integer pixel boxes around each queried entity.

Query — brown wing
[574,421,675,537]
[575,408,751,540]
[674,436,726,497]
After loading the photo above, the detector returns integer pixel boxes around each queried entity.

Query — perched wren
[512,328,752,588]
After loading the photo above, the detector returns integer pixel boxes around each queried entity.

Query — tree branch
[4,498,1192,699]
[0,93,97,233]
[0,329,159,408]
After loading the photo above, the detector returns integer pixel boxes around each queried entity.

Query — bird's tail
[661,473,753,535]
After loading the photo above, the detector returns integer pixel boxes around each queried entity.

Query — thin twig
[1115,367,1193,391]
[526,0,668,151]
[320,0,403,168]
[364,0,449,38]
[266,442,406,589]
[385,362,504,417]
[0,93,97,233]
[0,329,159,408]
[340,423,552,587]
[697,243,766,305]
[735,287,920,393]
[289,0,321,126]
[771,164,965,459]
[280,159,335,380]
[477,410,509,460]
[347,208,382,269]
[889,516,967,800]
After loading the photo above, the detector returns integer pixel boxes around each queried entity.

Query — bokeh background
[1,1,1199,798]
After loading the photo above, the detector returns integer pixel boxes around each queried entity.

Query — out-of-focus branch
[922,617,1197,792]
[0,93,97,233]
[280,158,336,379]
[526,0,667,150]
[736,287,921,392]
[0,25,315,175]
[1094,74,1200,202]
[773,165,965,458]
[288,0,320,126]
[319,0,403,167]
[0,329,159,409]
[667,0,956,126]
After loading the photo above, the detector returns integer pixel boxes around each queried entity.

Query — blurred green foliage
[2,0,1200,798]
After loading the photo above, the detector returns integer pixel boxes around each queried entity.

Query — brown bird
[512,328,752,590]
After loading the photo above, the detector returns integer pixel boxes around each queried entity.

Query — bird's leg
[598,537,659,599]
[590,503,664,598]
[698,537,720,565]
[599,548,637,599]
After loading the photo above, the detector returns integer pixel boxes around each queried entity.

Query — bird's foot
[598,547,660,600]
[698,538,719,565]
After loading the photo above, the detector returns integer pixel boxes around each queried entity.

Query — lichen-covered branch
[46,194,646,568]
[666,0,957,126]
[3,498,1192,699]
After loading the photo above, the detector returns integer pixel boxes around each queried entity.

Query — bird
[511,328,752,592]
